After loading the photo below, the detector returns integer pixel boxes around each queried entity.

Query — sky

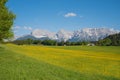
[7,0,120,36]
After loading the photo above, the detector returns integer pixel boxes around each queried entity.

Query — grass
[0,44,120,80]
[50,46,120,54]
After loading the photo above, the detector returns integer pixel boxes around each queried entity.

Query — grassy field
[0,44,120,80]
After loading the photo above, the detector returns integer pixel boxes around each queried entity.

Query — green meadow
[0,44,120,80]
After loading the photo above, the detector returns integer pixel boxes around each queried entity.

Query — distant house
[87,43,95,46]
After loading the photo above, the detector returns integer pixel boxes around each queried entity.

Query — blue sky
[7,0,120,36]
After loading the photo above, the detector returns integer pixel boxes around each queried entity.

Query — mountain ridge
[16,28,119,42]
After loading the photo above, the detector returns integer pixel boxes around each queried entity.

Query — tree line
[13,39,90,46]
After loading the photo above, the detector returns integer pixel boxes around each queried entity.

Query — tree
[41,40,57,46]
[0,0,15,42]
[33,40,41,45]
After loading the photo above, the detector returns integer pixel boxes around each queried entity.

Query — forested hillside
[97,33,120,46]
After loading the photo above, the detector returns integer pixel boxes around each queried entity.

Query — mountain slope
[56,29,73,42]
[69,28,119,42]
[31,29,57,39]
[17,35,37,40]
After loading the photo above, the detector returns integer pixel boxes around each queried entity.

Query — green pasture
[0,44,120,80]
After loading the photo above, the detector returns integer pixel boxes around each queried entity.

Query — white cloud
[13,26,21,33]
[14,26,33,31]
[14,26,21,29]
[14,30,18,33]
[23,26,32,31]
[64,12,77,18]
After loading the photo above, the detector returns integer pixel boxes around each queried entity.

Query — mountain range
[16,28,119,42]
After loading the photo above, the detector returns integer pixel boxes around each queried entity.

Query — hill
[97,32,120,46]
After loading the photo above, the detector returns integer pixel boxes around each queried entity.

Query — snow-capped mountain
[16,28,119,42]
[31,29,57,39]
[56,29,73,42]
[69,28,119,42]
